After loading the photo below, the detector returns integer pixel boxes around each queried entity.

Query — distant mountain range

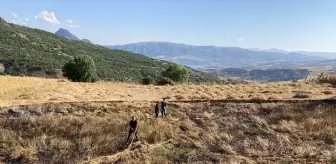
[53,28,336,69]
[55,28,92,44]
[250,48,336,59]
[107,42,328,68]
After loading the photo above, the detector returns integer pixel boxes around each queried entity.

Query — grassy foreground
[0,76,335,163]
[0,101,335,163]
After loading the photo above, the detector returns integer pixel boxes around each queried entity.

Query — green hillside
[0,19,219,82]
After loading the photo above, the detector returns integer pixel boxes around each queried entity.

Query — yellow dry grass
[0,76,335,107]
[0,76,336,163]
[0,101,335,163]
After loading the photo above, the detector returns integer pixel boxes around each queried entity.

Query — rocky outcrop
[0,17,7,24]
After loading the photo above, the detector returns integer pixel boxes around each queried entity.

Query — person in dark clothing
[161,98,167,118]
[127,116,138,143]
[155,102,160,118]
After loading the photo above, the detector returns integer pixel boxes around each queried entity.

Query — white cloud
[66,19,80,28]
[11,19,27,25]
[238,37,245,42]
[69,24,80,28]
[12,12,18,18]
[19,21,27,25]
[19,18,29,25]
[10,13,29,26]
[35,11,60,25]
[66,20,73,24]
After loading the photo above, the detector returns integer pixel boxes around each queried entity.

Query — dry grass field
[0,101,335,163]
[0,75,336,163]
[0,76,335,107]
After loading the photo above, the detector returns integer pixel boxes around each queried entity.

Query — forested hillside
[0,19,218,82]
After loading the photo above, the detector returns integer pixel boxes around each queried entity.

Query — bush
[317,75,336,87]
[162,64,188,83]
[4,59,27,76]
[142,76,155,85]
[62,55,98,82]
[156,77,175,86]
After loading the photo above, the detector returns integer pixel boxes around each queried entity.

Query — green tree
[142,76,155,85]
[4,59,28,76]
[156,76,175,85]
[162,64,189,83]
[62,55,98,82]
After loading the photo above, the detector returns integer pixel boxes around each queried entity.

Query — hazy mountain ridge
[107,42,325,68]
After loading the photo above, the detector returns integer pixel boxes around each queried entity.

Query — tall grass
[0,101,336,163]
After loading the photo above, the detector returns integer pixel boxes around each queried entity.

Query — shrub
[62,55,98,82]
[142,76,155,85]
[4,59,27,76]
[317,75,336,87]
[162,64,188,83]
[156,77,175,86]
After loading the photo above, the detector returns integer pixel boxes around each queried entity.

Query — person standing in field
[161,98,167,118]
[127,116,138,143]
[155,102,160,118]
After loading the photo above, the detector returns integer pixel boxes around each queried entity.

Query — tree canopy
[162,64,189,83]
[62,55,97,82]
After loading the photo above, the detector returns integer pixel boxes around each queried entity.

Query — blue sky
[1,0,336,51]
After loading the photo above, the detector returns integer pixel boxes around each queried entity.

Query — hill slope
[107,42,324,68]
[82,38,92,44]
[0,19,218,82]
